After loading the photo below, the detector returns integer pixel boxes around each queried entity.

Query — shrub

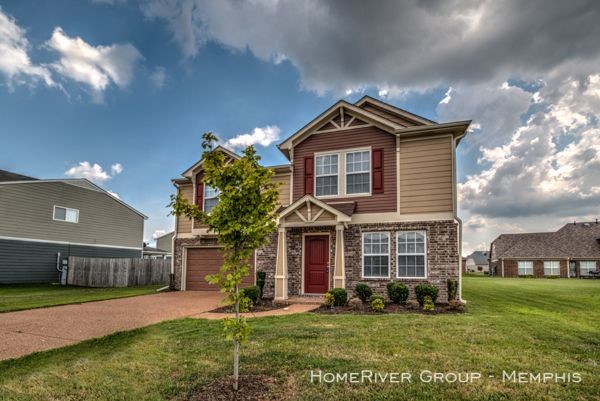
[348,297,363,311]
[415,284,439,306]
[370,295,385,312]
[406,300,420,310]
[323,293,335,308]
[256,270,267,298]
[354,283,373,303]
[423,295,435,312]
[447,279,458,301]
[242,285,261,304]
[447,300,465,312]
[387,282,409,304]
[329,288,348,306]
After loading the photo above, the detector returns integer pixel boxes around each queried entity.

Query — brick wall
[344,220,459,302]
[501,259,570,278]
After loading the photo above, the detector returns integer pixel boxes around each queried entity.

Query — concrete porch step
[280,295,324,305]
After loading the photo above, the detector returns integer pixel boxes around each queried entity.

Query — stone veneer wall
[172,236,219,290]
[344,220,459,302]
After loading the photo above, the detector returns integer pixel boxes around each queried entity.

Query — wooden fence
[67,256,170,287]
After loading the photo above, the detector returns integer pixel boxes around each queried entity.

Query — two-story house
[171,96,470,300]
[0,169,147,283]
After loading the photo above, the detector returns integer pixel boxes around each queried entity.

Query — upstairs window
[397,231,426,278]
[315,154,339,196]
[543,260,560,276]
[203,185,220,213]
[346,150,370,194]
[518,261,533,275]
[53,206,79,223]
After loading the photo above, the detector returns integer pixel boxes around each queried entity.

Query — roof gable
[181,145,240,178]
[355,96,437,126]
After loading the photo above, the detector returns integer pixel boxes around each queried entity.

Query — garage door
[185,248,254,291]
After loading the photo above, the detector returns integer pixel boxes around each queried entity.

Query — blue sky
[1,1,599,253]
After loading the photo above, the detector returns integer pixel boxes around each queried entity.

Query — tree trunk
[233,283,240,391]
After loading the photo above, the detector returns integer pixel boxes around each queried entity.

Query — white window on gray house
[580,261,597,276]
[518,261,533,275]
[203,185,220,213]
[315,153,339,196]
[397,231,426,278]
[362,232,389,278]
[543,260,560,276]
[346,150,370,194]
[53,206,79,223]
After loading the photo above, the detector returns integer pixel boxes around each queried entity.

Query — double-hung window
[53,206,79,223]
[362,232,389,278]
[203,185,220,213]
[518,261,533,275]
[397,231,426,278]
[315,154,339,196]
[543,261,560,276]
[580,261,597,277]
[346,150,370,194]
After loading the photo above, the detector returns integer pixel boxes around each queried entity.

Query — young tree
[170,132,279,391]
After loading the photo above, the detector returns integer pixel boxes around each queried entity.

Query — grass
[0,277,599,400]
[0,284,163,312]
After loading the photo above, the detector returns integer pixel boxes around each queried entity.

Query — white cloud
[150,66,166,88]
[152,229,167,239]
[224,125,280,150]
[45,27,142,95]
[0,8,54,88]
[64,161,123,184]
[111,162,123,175]
[107,190,120,198]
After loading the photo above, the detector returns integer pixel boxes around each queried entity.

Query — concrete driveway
[0,291,224,361]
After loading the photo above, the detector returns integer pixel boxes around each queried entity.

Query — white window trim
[203,184,219,213]
[52,205,79,223]
[518,260,533,276]
[543,260,560,276]
[314,147,372,199]
[396,230,427,279]
[361,231,390,279]
[345,149,372,196]
[314,151,340,198]
[580,260,597,276]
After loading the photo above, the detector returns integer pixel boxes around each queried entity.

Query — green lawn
[1,277,599,400]
[0,284,163,313]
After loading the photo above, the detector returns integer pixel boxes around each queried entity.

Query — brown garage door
[185,248,255,291]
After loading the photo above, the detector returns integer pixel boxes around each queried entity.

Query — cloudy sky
[1,0,599,253]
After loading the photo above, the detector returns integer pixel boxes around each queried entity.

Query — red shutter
[372,149,384,194]
[304,156,314,195]
[195,182,204,209]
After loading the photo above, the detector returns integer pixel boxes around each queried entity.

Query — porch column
[333,224,345,288]
[274,227,288,300]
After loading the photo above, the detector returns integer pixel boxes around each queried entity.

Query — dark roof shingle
[0,169,37,182]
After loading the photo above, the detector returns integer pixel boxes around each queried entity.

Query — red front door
[304,235,329,294]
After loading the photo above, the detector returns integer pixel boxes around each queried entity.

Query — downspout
[170,181,179,289]
[452,134,465,302]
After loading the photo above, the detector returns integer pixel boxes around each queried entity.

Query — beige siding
[156,232,174,252]
[0,182,144,248]
[399,136,453,214]
[177,184,193,233]
[272,173,291,207]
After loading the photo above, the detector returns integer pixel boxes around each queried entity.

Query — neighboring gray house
[465,251,490,273]
[142,232,173,259]
[0,169,147,283]
[155,231,174,254]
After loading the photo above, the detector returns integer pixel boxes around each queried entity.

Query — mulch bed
[313,302,465,315]
[187,375,277,401]
[208,299,288,314]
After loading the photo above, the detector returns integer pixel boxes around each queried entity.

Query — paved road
[0,291,224,361]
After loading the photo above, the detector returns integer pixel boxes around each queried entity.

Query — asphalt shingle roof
[0,169,37,182]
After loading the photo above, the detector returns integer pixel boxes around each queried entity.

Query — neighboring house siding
[292,125,397,213]
[273,173,291,207]
[0,182,143,248]
[156,233,174,253]
[399,136,453,214]
[176,184,193,233]
[0,238,140,283]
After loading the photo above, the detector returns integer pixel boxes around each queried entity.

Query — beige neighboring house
[465,251,489,273]
[143,231,174,260]
[171,96,470,301]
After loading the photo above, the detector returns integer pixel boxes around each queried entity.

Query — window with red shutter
[195,173,204,207]
[372,149,384,194]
